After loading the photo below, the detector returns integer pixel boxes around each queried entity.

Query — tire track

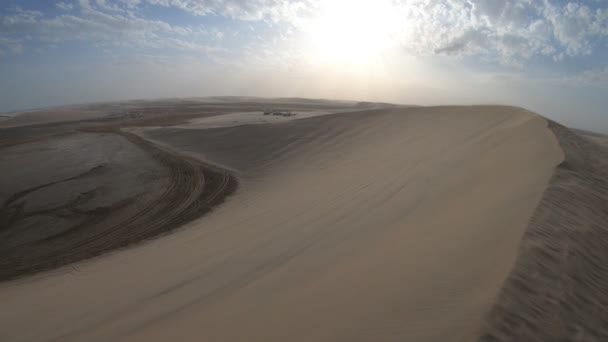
[0,129,237,282]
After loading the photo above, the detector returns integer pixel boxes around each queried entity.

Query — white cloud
[56,2,75,10]
[0,37,24,56]
[542,1,608,56]
[1,1,220,56]
[2,0,608,67]
[144,0,318,22]
[389,0,608,64]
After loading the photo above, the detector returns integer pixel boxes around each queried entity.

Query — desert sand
[0,99,605,341]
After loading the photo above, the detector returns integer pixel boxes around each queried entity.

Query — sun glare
[306,0,399,68]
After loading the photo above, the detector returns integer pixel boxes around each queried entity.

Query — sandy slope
[477,121,608,341]
[0,106,563,341]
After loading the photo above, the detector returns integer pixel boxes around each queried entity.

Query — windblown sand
[1,101,604,341]
[477,121,608,341]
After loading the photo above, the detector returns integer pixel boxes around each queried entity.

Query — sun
[304,0,399,68]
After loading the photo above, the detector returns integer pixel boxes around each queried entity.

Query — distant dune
[0,99,605,341]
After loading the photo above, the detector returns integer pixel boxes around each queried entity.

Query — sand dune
[1,102,605,341]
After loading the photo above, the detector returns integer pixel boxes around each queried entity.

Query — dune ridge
[477,121,608,341]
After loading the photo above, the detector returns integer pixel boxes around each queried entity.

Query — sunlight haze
[1,0,607,131]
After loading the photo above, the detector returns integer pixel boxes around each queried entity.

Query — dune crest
[477,121,608,341]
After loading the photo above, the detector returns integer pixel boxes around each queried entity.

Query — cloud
[392,0,608,64]
[56,2,75,10]
[144,0,317,22]
[543,1,608,56]
[1,1,220,56]
[0,37,23,56]
[2,0,607,68]
[129,0,608,69]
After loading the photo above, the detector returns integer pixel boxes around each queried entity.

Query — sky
[0,0,607,131]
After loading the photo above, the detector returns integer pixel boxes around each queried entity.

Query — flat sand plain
[0,98,605,341]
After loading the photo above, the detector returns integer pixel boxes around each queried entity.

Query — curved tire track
[0,128,237,282]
